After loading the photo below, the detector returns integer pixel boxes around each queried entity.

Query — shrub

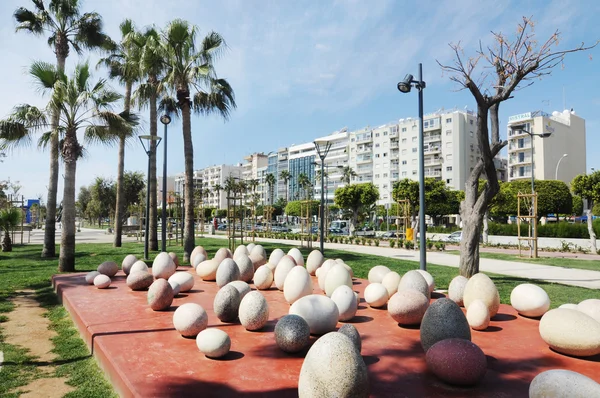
[426,239,434,250]
[367,239,372,246]
[389,240,396,248]
[434,241,446,251]
[405,240,414,250]
[374,239,380,247]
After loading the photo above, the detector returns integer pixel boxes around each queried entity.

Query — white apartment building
[313,129,350,204]
[174,164,243,209]
[507,109,586,184]
[348,109,480,205]
[157,176,175,209]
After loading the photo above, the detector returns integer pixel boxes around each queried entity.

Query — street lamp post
[314,139,332,254]
[397,63,427,271]
[139,135,162,260]
[555,153,568,180]
[160,114,171,252]
[510,124,552,257]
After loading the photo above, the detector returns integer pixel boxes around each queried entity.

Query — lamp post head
[313,139,332,159]
[138,134,162,154]
[397,74,414,93]
[539,132,552,138]
[160,114,171,125]
[563,153,568,157]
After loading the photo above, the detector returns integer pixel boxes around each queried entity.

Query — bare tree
[438,16,598,277]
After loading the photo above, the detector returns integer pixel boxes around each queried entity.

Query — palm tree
[98,19,141,247]
[161,20,236,261]
[340,165,357,185]
[0,207,22,252]
[265,173,276,206]
[280,170,291,204]
[0,62,136,271]
[214,183,223,208]
[135,26,166,252]
[14,0,113,258]
[298,173,312,200]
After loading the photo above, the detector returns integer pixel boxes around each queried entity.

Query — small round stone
[448,275,468,306]
[364,283,389,308]
[196,328,231,358]
[147,279,174,311]
[173,303,208,337]
[121,255,138,275]
[168,272,195,292]
[510,283,551,318]
[381,271,401,297]
[227,280,251,300]
[368,265,391,283]
[338,324,362,353]
[152,252,176,280]
[214,284,241,323]
[466,299,490,331]
[239,291,269,331]
[97,261,118,277]
[93,274,111,289]
[426,338,487,386]
[388,290,429,325]
[130,260,149,275]
[126,271,154,291]
[85,271,100,285]
[275,314,311,353]
[216,258,241,288]
[253,265,274,290]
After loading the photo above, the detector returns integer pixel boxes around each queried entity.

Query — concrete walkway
[209,235,600,290]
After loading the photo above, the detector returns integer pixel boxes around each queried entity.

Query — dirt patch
[17,377,75,397]
[3,290,57,362]
[2,290,75,397]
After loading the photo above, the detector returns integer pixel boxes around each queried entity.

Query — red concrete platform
[53,270,600,397]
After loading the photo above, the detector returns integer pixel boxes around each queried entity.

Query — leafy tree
[0,207,22,252]
[340,166,357,185]
[0,63,136,271]
[98,19,142,247]
[572,171,600,253]
[76,186,92,220]
[490,180,572,219]
[161,20,236,262]
[438,17,597,276]
[285,200,319,217]
[88,177,116,226]
[573,195,584,216]
[334,183,379,235]
[14,0,113,258]
[121,171,146,219]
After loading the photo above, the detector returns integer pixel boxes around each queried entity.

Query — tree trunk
[181,99,195,262]
[58,128,79,272]
[2,231,12,252]
[482,210,489,244]
[113,80,132,247]
[42,132,59,258]
[113,135,126,247]
[149,87,158,251]
[586,208,597,253]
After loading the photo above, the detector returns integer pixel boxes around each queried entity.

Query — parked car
[443,230,483,243]
[328,228,344,235]
[381,231,397,238]
[217,224,227,231]
[355,226,376,237]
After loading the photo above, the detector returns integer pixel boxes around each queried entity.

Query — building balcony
[356,156,372,164]
[509,157,532,165]
[356,147,372,153]
[424,170,442,177]
[424,146,442,154]
[424,157,442,166]
[357,167,372,174]
[508,144,531,152]
[424,133,442,143]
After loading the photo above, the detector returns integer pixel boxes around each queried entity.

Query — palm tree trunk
[181,100,195,262]
[149,88,158,251]
[113,81,132,247]
[42,53,67,258]
[58,128,78,272]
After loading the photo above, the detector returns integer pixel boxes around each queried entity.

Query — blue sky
[1,0,599,201]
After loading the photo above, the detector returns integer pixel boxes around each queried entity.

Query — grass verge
[446,250,600,271]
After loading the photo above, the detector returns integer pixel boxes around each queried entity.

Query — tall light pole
[555,153,568,180]
[397,63,427,271]
[139,135,162,260]
[160,114,171,252]
[314,139,332,254]
[510,124,551,257]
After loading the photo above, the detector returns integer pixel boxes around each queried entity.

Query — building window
[375,133,380,137]
[402,138,407,143]
[470,119,474,125]
[412,147,417,153]
[412,159,417,164]
[375,154,380,158]
[412,170,417,175]
[447,178,452,184]
[402,149,407,155]
[402,127,407,132]
[446,142,452,148]
[446,130,452,136]
[375,143,380,148]
[402,171,407,176]
[446,154,453,161]
[446,166,453,171]
[351,138,355,142]
[375,174,380,178]
[384,131,388,136]
[383,153,388,157]
[412,125,417,130]
[402,160,407,165]
[383,173,388,177]
[412,137,417,142]
[470,131,474,137]
[446,118,452,123]
[383,184,388,189]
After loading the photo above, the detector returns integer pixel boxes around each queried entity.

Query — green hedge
[429,221,600,239]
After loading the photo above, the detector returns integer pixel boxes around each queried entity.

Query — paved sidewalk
[208,235,600,290]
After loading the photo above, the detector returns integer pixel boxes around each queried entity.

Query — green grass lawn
[447,250,600,271]
[1,238,598,396]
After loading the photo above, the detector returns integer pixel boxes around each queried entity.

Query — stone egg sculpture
[97,261,119,277]
[539,308,600,357]
[191,253,207,268]
[338,324,362,353]
[168,272,195,292]
[168,252,180,268]
[331,285,358,321]
[126,271,154,291]
[169,281,181,296]
[190,246,208,266]
[246,242,256,253]
[426,338,487,386]
[268,248,285,266]
[306,249,325,276]
[147,279,174,311]
[317,259,337,291]
[388,289,429,325]
[239,291,269,331]
[85,271,100,285]
[152,252,176,280]
[287,247,305,266]
[364,283,389,308]
[398,270,430,300]
[368,265,391,284]
[381,271,401,297]
[93,274,111,289]
[420,298,471,352]
[415,269,435,293]
[233,254,254,283]
[213,247,232,264]
[466,299,490,331]
[577,298,600,323]
[274,255,297,291]
[290,294,339,335]
[283,266,313,305]
[233,244,248,258]
[324,264,353,297]
[216,258,241,288]
[298,332,369,398]
[172,303,208,337]
[275,314,311,353]
[249,252,267,270]
[227,280,251,300]
[250,244,267,260]
[253,265,274,290]
[463,272,500,317]
[196,328,231,359]
[214,284,241,323]
[196,259,219,281]
[130,260,149,275]
[121,255,138,276]
[448,275,468,306]
[510,283,550,318]
[529,369,600,398]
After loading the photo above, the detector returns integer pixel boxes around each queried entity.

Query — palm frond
[93,89,122,109]
[14,7,45,34]
[158,95,180,119]
[83,125,119,146]
[192,78,236,120]
[200,31,226,62]
[37,130,60,150]
[74,63,91,92]
[73,12,112,51]
[132,82,156,109]
[29,61,59,92]
[0,104,49,150]
[49,0,79,20]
